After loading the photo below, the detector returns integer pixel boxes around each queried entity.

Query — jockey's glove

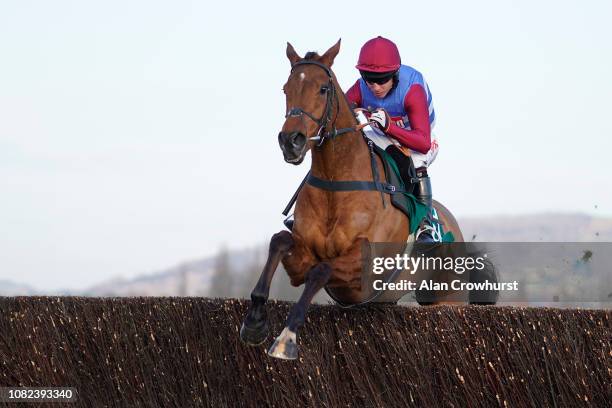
[368,108,390,132]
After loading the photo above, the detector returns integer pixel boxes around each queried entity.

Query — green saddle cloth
[372,144,454,242]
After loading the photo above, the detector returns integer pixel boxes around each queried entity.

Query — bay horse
[240,40,464,359]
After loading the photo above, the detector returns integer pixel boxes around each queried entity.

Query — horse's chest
[301,207,374,259]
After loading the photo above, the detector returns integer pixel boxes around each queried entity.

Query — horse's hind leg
[268,262,331,360]
[240,230,294,346]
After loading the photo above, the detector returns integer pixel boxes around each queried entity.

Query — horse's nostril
[291,132,306,148]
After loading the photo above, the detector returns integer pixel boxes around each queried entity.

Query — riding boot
[414,168,439,243]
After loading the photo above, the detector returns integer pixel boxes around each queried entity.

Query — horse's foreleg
[240,230,293,346]
[268,262,331,360]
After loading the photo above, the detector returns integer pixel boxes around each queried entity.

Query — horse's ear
[286,42,301,66]
[319,39,341,68]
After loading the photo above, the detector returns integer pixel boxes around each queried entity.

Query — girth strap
[305,138,413,197]
[306,174,408,195]
[282,137,419,216]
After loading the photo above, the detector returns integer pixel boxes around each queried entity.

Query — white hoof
[267,327,298,360]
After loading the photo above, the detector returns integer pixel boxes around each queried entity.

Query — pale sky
[1,0,611,290]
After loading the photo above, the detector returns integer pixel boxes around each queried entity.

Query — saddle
[380,144,418,195]
[370,143,428,234]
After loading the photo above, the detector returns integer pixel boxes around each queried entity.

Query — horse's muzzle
[278,131,307,164]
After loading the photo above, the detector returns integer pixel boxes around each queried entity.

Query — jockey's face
[365,77,393,99]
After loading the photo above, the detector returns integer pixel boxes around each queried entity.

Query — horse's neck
[310,93,372,180]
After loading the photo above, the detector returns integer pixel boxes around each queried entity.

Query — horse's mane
[304,51,319,60]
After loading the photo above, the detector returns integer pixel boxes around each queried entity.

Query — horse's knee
[306,263,332,284]
[270,230,294,253]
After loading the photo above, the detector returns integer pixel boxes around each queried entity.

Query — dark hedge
[0,297,609,407]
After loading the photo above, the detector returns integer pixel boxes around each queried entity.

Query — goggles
[360,70,396,85]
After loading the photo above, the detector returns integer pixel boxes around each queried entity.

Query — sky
[1,0,611,291]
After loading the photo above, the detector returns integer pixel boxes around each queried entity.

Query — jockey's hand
[368,108,390,132]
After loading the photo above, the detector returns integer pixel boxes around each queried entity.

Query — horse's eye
[320,86,329,94]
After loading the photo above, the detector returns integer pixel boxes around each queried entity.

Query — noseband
[285,60,356,146]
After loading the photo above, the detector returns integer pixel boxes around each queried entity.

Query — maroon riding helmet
[356,36,401,85]
[356,36,401,72]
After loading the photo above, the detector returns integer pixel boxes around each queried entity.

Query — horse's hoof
[240,320,269,346]
[267,327,298,360]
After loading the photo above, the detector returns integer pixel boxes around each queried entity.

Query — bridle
[285,60,357,146]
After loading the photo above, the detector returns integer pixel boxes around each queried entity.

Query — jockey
[346,36,440,243]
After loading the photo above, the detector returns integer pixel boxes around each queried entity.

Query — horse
[240,40,465,360]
